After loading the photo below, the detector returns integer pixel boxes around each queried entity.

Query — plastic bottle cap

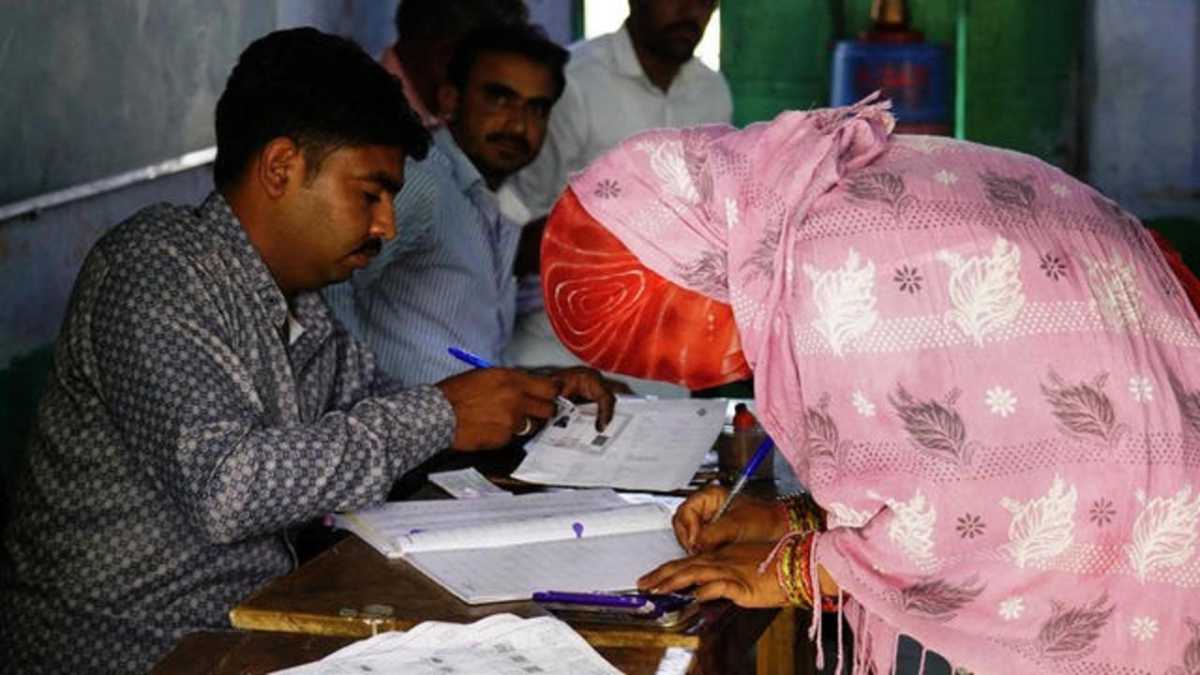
[732,403,756,431]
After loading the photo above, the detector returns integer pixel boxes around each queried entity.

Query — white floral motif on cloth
[564,94,1200,673]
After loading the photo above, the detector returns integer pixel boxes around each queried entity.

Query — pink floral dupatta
[565,96,1200,674]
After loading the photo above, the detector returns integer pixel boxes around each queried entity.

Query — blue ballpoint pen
[447,347,576,416]
[710,436,774,523]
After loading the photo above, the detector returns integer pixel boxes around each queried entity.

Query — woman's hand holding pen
[672,485,790,554]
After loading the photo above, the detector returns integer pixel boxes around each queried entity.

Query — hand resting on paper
[671,485,790,554]
[637,542,841,609]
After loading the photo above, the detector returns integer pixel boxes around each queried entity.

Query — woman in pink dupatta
[541,95,1200,674]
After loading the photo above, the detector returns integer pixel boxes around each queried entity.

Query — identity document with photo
[514,398,727,491]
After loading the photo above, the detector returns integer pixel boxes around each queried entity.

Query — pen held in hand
[447,347,576,417]
[709,436,774,524]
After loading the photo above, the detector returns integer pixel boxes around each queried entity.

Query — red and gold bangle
[775,535,801,605]
[777,493,826,534]
[793,531,816,608]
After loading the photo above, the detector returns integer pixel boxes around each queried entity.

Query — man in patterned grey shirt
[0,28,614,674]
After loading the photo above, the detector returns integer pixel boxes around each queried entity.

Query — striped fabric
[323,129,520,386]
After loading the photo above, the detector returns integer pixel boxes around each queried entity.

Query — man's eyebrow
[482,82,553,109]
[481,82,520,98]
[361,171,403,194]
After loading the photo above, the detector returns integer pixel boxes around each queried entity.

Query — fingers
[638,559,748,601]
[521,394,557,422]
[691,520,743,554]
[511,370,560,402]
[636,556,696,593]
[437,367,561,451]
[639,544,785,608]
[551,367,618,431]
[671,485,728,552]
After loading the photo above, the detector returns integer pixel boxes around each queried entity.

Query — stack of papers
[272,614,620,675]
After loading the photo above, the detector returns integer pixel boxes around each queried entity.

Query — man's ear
[256,137,304,200]
[437,84,461,123]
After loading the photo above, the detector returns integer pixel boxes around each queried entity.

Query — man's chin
[485,157,532,181]
[653,40,699,65]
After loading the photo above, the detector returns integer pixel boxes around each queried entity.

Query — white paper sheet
[332,491,687,604]
[332,490,627,558]
[406,528,686,604]
[399,503,671,553]
[428,467,512,499]
[272,614,621,675]
[514,398,727,491]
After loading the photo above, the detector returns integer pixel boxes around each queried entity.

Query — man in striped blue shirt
[325,25,572,387]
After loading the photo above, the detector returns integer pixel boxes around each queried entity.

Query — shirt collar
[199,191,330,343]
[433,127,488,195]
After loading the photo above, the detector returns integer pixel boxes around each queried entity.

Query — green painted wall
[719,0,834,127]
[722,1,1083,169]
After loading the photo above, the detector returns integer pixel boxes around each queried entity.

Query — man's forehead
[334,145,406,187]
[468,51,556,97]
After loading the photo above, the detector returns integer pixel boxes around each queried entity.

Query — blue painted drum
[831,40,951,135]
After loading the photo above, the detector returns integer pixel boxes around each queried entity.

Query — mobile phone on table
[532,591,697,628]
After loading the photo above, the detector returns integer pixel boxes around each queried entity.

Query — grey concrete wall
[0,1,397,369]
[0,1,275,205]
[1083,0,1200,219]
[0,167,214,368]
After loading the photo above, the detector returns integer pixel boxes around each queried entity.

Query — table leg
[755,605,798,675]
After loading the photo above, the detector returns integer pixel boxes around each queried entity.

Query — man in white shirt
[503,0,730,397]
[507,0,729,219]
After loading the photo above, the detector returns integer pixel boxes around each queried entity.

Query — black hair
[445,24,570,102]
[393,0,530,42]
[213,27,430,189]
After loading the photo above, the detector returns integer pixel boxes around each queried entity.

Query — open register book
[331,490,686,604]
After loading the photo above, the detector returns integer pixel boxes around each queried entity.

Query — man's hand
[672,485,790,554]
[547,366,621,431]
[436,368,559,450]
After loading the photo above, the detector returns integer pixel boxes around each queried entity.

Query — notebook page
[405,528,687,604]
[398,503,671,553]
[333,490,627,557]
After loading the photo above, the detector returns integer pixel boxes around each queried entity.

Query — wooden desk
[230,535,793,674]
[152,630,670,675]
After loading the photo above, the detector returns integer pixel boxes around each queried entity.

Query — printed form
[515,398,726,491]
[272,614,620,675]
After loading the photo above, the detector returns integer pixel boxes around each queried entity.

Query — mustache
[356,238,383,258]
[485,133,531,154]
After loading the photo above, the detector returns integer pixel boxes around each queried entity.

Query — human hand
[436,368,559,450]
[672,485,789,554]
[637,543,788,608]
[547,366,619,431]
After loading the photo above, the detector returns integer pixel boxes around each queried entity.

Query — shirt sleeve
[509,76,589,218]
[89,247,455,545]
